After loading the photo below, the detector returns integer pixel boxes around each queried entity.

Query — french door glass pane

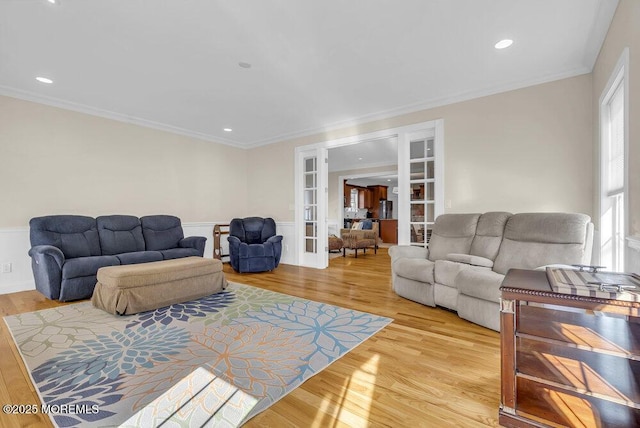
[304,173,316,189]
[304,189,316,205]
[305,157,316,173]
[410,161,425,180]
[410,140,425,159]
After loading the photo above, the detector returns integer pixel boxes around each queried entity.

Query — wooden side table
[499,269,640,427]
[212,224,230,262]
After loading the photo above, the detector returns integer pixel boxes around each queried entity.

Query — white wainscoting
[0,221,298,295]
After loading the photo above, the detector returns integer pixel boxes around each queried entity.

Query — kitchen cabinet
[379,219,398,244]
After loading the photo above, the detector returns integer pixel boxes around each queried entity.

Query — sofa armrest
[28,245,65,300]
[388,245,429,263]
[446,253,494,268]
[179,236,207,256]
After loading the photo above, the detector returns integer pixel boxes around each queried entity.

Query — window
[600,49,628,272]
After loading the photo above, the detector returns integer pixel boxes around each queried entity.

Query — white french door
[296,147,328,268]
[295,120,443,266]
[397,121,444,246]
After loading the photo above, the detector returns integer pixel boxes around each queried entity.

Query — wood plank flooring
[0,249,501,427]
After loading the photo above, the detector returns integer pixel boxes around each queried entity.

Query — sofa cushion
[141,215,184,251]
[393,258,435,284]
[493,213,592,275]
[456,268,505,303]
[62,255,120,279]
[97,215,146,255]
[116,251,163,265]
[470,212,511,261]
[428,214,480,261]
[30,215,101,259]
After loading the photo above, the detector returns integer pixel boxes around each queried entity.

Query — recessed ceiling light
[238,62,251,69]
[223,128,232,132]
[36,76,53,84]
[494,39,513,49]
[387,179,391,182]
[47,0,57,3]
[357,157,363,161]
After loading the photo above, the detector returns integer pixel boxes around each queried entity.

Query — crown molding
[1,66,591,150]
[0,86,245,149]
[243,67,592,148]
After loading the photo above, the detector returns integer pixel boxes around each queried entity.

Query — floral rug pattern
[4,282,392,427]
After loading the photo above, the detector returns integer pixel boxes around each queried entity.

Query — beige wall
[247,74,593,221]
[592,0,639,237]
[0,95,248,227]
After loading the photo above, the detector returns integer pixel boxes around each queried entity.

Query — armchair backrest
[97,215,145,255]
[427,214,480,261]
[30,215,101,259]
[140,215,184,251]
[229,217,277,244]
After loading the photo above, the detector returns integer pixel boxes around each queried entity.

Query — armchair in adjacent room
[340,220,379,258]
[227,217,283,273]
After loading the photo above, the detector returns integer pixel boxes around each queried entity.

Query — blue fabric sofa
[228,217,283,273]
[28,214,206,301]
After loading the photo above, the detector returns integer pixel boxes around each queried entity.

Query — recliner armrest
[179,236,207,256]
[266,235,283,244]
[446,253,494,268]
[28,245,65,300]
[28,245,65,268]
[388,245,429,263]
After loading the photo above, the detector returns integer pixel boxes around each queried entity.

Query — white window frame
[599,47,629,272]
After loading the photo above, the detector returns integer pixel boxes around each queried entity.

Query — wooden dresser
[499,269,640,427]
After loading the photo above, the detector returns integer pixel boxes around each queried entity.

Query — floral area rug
[4,282,392,427]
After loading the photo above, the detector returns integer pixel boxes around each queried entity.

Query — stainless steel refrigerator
[379,200,393,219]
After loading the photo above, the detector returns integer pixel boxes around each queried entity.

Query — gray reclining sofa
[389,212,594,331]
[28,214,207,301]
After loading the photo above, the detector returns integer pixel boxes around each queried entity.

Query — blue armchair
[227,217,283,273]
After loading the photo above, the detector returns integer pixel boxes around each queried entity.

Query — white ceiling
[0,0,618,149]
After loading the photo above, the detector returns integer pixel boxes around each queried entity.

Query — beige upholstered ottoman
[92,257,227,315]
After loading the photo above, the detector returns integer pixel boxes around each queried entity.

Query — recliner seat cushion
[456,268,504,303]
[116,251,163,265]
[62,255,120,279]
[97,215,145,255]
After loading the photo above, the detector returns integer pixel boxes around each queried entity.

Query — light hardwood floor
[0,249,501,427]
